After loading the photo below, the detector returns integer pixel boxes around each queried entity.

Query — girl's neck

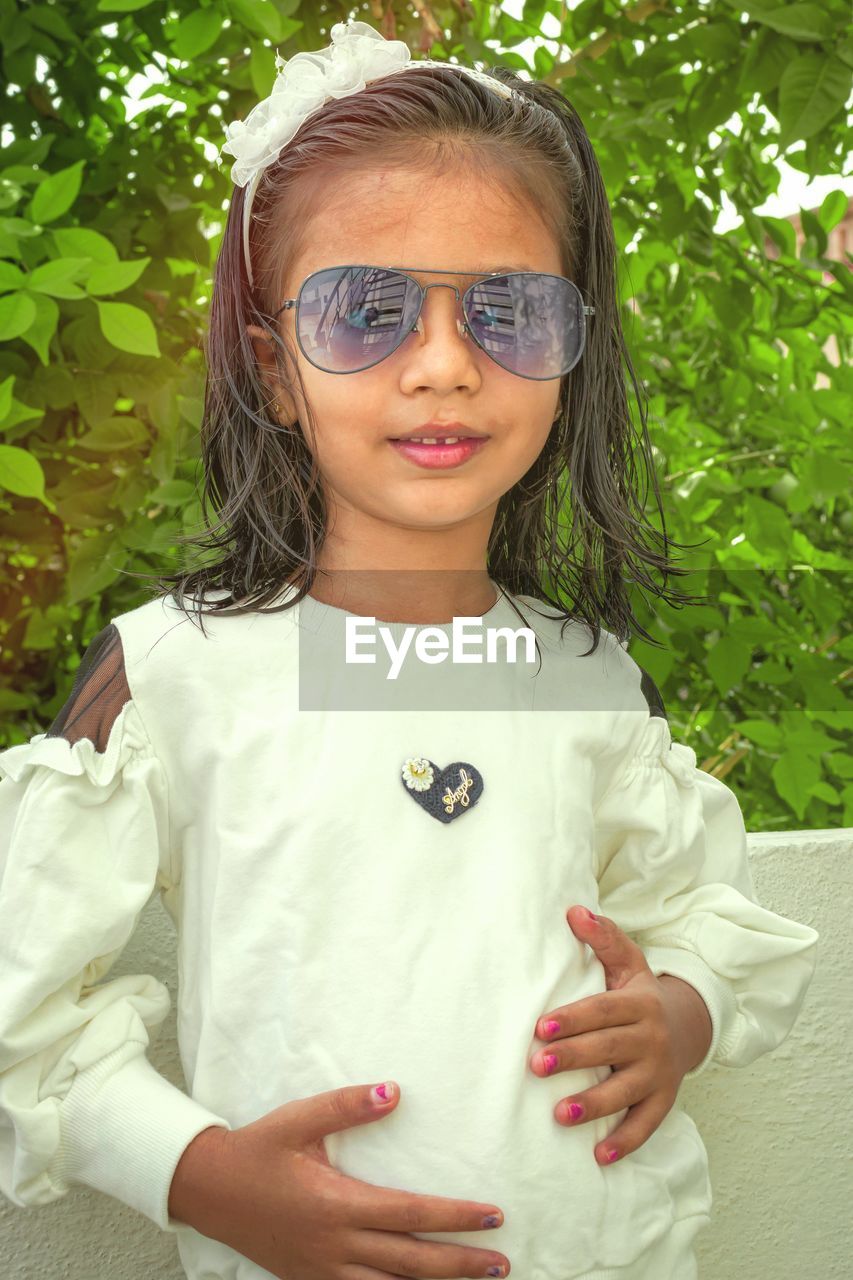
[289,567,499,626]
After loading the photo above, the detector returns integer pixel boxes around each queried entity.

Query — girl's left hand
[530,906,713,1167]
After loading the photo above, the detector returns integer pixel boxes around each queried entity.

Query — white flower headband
[217,18,518,289]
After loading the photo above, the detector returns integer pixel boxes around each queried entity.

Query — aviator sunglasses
[267,265,596,381]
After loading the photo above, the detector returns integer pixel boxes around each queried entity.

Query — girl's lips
[389,438,488,469]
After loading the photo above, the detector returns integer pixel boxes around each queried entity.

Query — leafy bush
[0,0,850,830]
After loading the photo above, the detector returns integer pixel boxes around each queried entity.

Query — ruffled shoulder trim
[626,713,700,789]
[0,698,151,788]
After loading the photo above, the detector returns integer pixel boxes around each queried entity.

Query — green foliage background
[0,0,851,830]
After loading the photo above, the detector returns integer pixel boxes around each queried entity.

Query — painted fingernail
[604,1148,619,1162]
[567,1102,584,1121]
[542,1019,560,1036]
[487,1267,507,1278]
[543,1053,558,1074]
[584,908,599,924]
[482,1214,502,1228]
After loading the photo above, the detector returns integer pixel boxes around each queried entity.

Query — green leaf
[826,753,853,779]
[817,188,849,233]
[0,261,27,292]
[26,5,78,43]
[65,532,128,608]
[228,0,283,41]
[85,257,150,296]
[799,447,851,499]
[809,780,840,804]
[0,375,14,421]
[96,0,155,10]
[26,256,90,298]
[777,53,852,147]
[705,635,753,696]
[0,291,37,340]
[772,751,821,821]
[17,291,59,366]
[760,215,797,256]
[170,8,224,60]
[74,370,120,426]
[735,719,783,749]
[28,159,86,224]
[0,397,43,434]
[751,5,834,42]
[51,226,118,263]
[780,724,838,754]
[800,206,827,255]
[0,443,53,507]
[743,493,794,557]
[750,660,793,684]
[73,416,150,451]
[95,300,160,357]
[149,478,197,504]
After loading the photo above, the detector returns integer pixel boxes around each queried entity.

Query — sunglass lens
[465,274,584,379]
[296,267,419,373]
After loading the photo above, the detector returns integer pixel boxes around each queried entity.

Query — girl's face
[248,164,565,570]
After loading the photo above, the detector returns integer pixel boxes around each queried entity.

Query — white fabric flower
[219,20,411,188]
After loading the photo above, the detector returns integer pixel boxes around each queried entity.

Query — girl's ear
[246,323,298,422]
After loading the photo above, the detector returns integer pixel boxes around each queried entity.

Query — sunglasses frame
[267,265,596,381]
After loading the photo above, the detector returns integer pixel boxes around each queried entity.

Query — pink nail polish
[584,908,598,925]
[543,1053,558,1074]
[605,1148,619,1162]
[567,1102,584,1120]
[543,1019,560,1036]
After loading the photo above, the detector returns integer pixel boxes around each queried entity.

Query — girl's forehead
[301,165,545,243]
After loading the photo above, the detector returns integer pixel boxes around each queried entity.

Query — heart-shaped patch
[401,756,484,824]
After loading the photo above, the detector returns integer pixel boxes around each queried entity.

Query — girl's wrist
[168,1125,232,1228]
[656,974,713,1076]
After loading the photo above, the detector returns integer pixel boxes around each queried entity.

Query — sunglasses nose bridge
[412,280,470,341]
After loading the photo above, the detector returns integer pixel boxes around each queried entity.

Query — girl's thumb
[292,1080,400,1146]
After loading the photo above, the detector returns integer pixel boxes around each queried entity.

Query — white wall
[0,830,846,1279]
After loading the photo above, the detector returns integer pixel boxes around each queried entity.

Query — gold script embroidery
[442,767,473,814]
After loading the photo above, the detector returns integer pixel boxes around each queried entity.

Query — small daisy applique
[401,756,484,824]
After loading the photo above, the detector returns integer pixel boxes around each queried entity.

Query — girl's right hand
[168,1080,510,1280]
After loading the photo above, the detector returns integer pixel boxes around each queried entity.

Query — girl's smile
[388,436,489,468]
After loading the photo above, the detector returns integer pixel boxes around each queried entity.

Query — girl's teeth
[409,436,462,444]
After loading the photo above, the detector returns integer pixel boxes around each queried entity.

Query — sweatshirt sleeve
[0,624,232,1232]
[593,710,820,1081]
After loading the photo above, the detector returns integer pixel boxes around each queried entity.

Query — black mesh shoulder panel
[44,623,132,753]
[637,665,668,721]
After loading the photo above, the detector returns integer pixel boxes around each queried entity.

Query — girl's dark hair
[126,59,706,655]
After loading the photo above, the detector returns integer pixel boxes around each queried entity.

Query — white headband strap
[217,19,518,291]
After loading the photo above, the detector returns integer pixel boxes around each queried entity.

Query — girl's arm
[593,710,819,1081]
[0,626,232,1231]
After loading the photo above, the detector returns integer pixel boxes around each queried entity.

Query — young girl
[0,19,819,1280]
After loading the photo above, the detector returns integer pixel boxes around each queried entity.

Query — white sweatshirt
[0,582,819,1280]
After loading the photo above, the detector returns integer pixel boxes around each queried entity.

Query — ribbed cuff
[643,943,739,1080]
[50,1046,232,1232]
